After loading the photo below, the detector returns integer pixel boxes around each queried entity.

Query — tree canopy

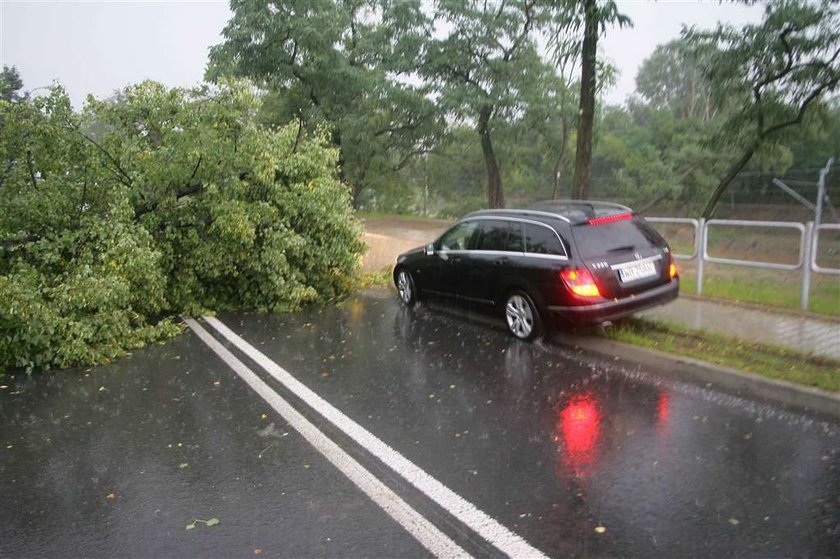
[1,81,363,371]
[0,66,24,103]
[206,0,440,206]
[685,0,840,217]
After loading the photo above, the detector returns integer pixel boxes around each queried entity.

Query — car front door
[429,220,480,301]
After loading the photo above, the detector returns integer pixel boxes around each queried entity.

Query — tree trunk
[331,128,357,207]
[571,0,598,200]
[552,117,571,200]
[478,106,505,209]
[700,144,756,219]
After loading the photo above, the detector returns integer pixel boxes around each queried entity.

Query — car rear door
[571,215,671,299]
[520,221,569,306]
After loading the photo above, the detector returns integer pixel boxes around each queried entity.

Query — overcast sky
[1,0,762,108]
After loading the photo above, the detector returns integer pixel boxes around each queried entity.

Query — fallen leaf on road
[106,493,115,500]
[179,463,189,469]
[595,526,606,534]
[186,517,221,530]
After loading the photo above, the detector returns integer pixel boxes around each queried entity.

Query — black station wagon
[393,201,679,340]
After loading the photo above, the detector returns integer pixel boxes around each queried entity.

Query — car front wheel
[396,268,418,307]
[504,291,541,341]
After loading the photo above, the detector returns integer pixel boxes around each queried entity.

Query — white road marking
[184,318,471,559]
[203,315,550,559]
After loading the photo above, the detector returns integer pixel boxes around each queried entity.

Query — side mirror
[424,243,435,256]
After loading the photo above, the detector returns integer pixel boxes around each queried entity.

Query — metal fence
[646,217,839,311]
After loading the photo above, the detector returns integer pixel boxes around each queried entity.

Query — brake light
[560,269,601,297]
[668,254,678,279]
[586,212,633,226]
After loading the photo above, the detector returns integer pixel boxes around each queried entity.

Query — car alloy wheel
[396,269,416,306]
[505,292,538,340]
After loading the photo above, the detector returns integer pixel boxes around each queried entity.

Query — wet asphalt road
[1,289,839,558]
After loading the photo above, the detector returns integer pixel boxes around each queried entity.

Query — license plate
[618,261,657,283]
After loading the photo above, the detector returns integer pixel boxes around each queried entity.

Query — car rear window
[524,223,566,256]
[572,217,664,258]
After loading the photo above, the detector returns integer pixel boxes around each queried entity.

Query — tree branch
[133,181,206,221]
[187,154,202,185]
[79,132,134,187]
[25,149,37,189]
[133,171,249,221]
[1,233,41,252]
[761,76,840,138]
[292,115,304,154]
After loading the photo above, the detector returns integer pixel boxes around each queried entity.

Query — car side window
[473,220,524,252]
[438,221,479,251]
[524,223,566,256]
[506,222,524,252]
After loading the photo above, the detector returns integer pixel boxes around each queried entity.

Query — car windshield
[572,217,664,258]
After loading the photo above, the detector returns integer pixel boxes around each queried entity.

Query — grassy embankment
[654,222,840,316]
[600,318,840,393]
[678,275,840,316]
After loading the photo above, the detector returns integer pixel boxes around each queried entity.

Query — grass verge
[353,266,393,289]
[600,318,840,393]
[679,275,840,317]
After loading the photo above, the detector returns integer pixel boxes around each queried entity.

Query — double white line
[186,316,549,559]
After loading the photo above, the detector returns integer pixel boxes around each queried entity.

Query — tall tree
[422,0,550,209]
[0,65,24,102]
[206,0,439,206]
[686,0,840,218]
[525,68,578,199]
[635,39,717,121]
[549,0,628,200]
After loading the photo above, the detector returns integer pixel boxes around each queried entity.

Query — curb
[557,335,840,420]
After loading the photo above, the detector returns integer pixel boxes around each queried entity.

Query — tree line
[205,0,839,217]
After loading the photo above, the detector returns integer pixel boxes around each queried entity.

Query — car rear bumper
[547,279,679,324]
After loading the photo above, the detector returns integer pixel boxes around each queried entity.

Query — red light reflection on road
[657,391,670,425]
[556,394,601,476]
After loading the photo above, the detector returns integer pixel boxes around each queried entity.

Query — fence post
[696,218,705,296]
[801,221,814,311]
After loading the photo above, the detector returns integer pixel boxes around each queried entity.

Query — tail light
[668,254,678,279]
[560,269,601,298]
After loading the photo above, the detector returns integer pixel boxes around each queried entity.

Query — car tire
[504,291,541,341]
[395,268,418,307]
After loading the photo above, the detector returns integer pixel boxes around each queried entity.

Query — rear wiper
[607,244,635,253]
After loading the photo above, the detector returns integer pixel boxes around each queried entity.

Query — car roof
[464,200,633,226]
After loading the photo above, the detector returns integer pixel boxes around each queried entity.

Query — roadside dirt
[360,217,451,272]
